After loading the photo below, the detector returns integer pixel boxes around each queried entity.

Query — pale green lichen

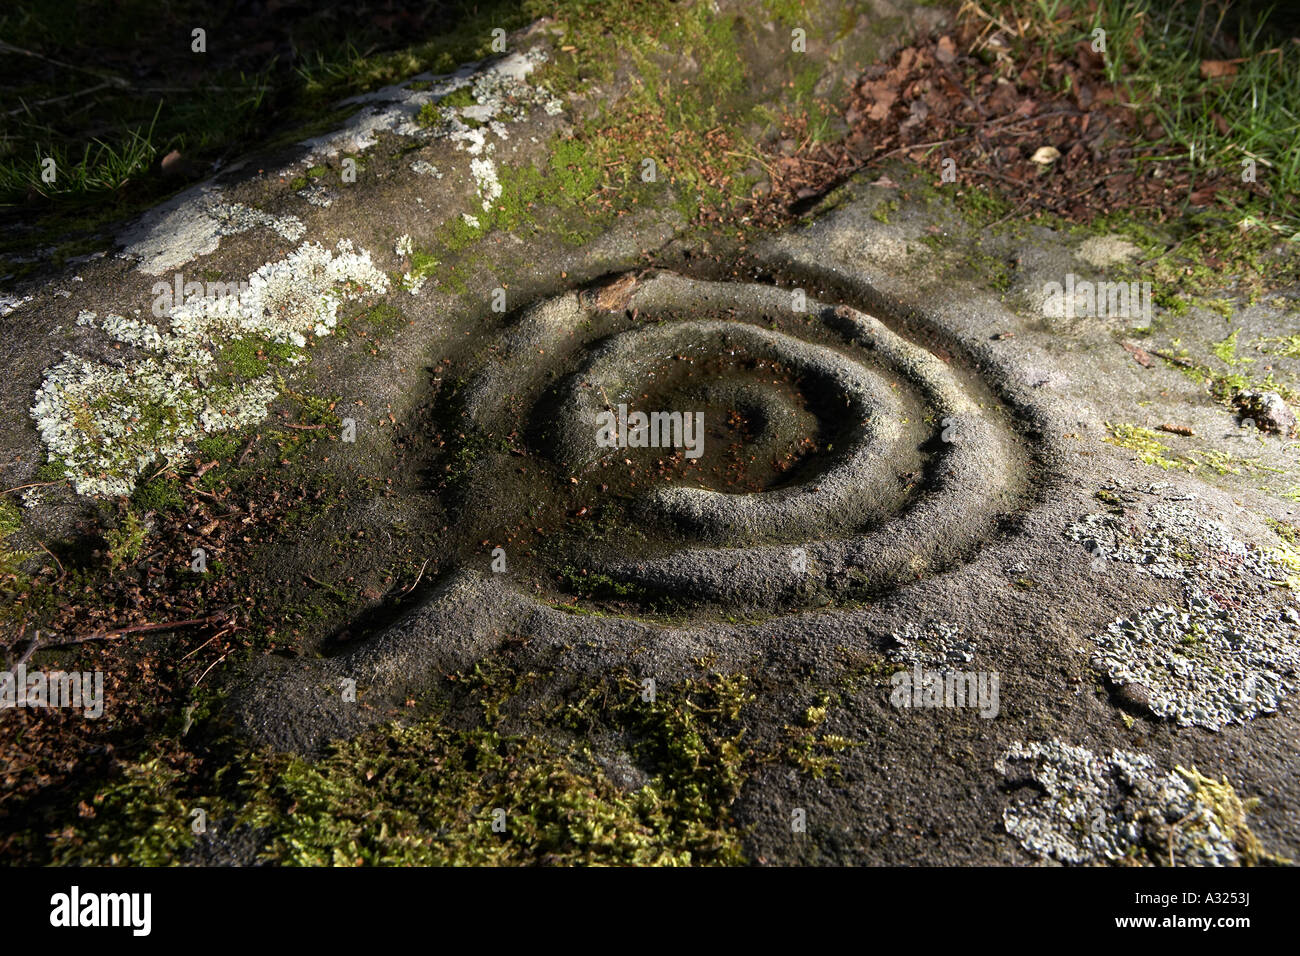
[999,739,1284,866]
[31,239,388,497]
[887,620,975,667]
[1068,499,1300,729]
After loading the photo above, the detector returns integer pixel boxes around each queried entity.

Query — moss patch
[47,665,754,866]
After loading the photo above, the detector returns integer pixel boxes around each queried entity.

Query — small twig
[724,147,776,177]
[0,480,60,495]
[399,558,431,595]
[869,133,974,165]
[184,486,227,504]
[33,538,65,582]
[15,614,225,668]
[304,573,348,599]
[236,434,259,466]
[14,634,45,669]
[985,194,1033,229]
[283,423,327,430]
[966,167,1075,209]
[1150,348,1194,368]
[15,631,109,668]
[179,633,220,662]
[4,82,120,117]
[864,108,1085,171]
[193,652,230,688]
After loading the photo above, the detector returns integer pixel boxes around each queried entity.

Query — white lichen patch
[119,184,308,275]
[293,48,561,218]
[886,620,975,667]
[998,739,1268,866]
[409,160,441,178]
[32,240,388,497]
[1097,591,1300,729]
[1,293,33,317]
[394,234,414,257]
[296,183,336,208]
[211,202,305,243]
[468,156,502,212]
[301,48,558,152]
[1068,500,1300,729]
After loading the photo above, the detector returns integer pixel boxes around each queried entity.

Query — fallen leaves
[1199,59,1240,79]
[592,273,640,312]
[744,18,1267,232]
[935,34,958,65]
[1122,341,1155,368]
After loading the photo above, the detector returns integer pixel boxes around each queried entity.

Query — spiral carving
[451,271,1032,609]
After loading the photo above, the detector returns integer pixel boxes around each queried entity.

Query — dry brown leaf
[1121,341,1154,368]
[594,274,639,311]
[1199,59,1239,79]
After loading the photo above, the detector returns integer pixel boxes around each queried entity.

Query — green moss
[51,758,208,866]
[470,132,619,247]
[130,475,184,513]
[43,662,755,866]
[214,336,302,380]
[0,498,22,540]
[287,166,330,191]
[1212,329,1245,366]
[439,87,477,110]
[194,433,244,461]
[105,510,148,570]
[1157,340,1298,406]
[1265,519,1300,591]
[959,186,1012,226]
[1174,766,1292,866]
[782,692,865,779]
[0,499,37,583]
[436,214,485,253]
[1105,423,1183,470]
[349,302,407,336]
[1104,422,1284,478]
[269,381,343,456]
[762,0,814,29]
[409,247,439,276]
[558,566,644,600]
[871,198,899,224]
[415,100,444,129]
[1256,334,1300,359]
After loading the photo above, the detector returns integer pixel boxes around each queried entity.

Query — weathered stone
[1235,388,1297,435]
[3,2,1298,867]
